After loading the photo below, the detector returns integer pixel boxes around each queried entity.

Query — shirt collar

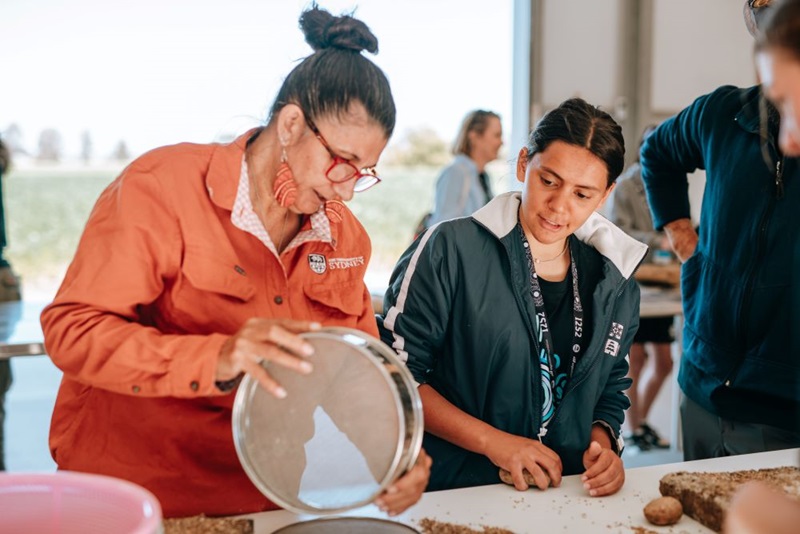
[231,153,334,252]
[206,129,260,211]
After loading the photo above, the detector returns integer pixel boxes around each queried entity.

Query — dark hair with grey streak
[268,5,396,138]
[453,110,501,156]
[756,0,800,60]
[525,98,625,188]
[744,0,774,38]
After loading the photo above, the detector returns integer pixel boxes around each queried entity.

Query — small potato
[644,496,683,526]
[498,468,551,488]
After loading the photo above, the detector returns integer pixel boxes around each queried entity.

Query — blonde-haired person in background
[428,110,503,226]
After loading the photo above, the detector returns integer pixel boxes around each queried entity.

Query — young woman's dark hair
[269,6,396,138]
[756,0,800,59]
[525,98,625,188]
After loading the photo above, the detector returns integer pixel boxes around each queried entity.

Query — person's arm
[420,384,562,491]
[639,92,713,232]
[41,165,228,398]
[663,218,698,263]
[40,163,317,399]
[724,482,800,534]
[582,281,639,497]
[591,283,637,437]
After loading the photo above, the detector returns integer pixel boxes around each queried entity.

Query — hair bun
[299,6,379,54]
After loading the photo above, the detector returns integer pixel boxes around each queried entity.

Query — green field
[5,161,512,298]
[3,166,442,297]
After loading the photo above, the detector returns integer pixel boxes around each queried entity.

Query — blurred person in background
[723,2,800,531]
[0,134,17,472]
[0,136,20,302]
[639,0,800,461]
[40,5,429,518]
[756,0,800,157]
[428,110,503,226]
[609,124,674,451]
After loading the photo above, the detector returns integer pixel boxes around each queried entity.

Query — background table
[0,301,46,360]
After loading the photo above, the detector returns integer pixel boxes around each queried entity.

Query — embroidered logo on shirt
[328,256,365,270]
[603,322,625,356]
[610,322,624,340]
[604,339,621,357]
[308,254,327,274]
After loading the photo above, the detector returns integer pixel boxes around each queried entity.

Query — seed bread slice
[163,514,254,534]
[659,466,800,532]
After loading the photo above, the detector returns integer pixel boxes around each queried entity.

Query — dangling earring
[273,145,298,208]
[325,199,345,224]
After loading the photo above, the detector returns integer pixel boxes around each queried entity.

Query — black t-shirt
[537,248,601,405]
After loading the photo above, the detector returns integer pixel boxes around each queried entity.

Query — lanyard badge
[518,224,584,441]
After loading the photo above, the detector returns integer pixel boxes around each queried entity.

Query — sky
[1,0,513,161]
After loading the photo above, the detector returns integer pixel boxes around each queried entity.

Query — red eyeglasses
[306,119,382,193]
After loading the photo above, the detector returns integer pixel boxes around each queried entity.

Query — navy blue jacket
[379,193,646,490]
[640,85,800,431]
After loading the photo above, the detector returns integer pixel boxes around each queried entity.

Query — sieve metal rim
[321,327,424,476]
[271,516,420,533]
[231,328,422,515]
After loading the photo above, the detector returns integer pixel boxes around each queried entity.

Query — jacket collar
[206,128,261,211]
[735,85,781,142]
[472,191,648,279]
[736,86,763,135]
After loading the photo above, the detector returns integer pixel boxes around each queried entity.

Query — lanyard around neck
[518,224,584,439]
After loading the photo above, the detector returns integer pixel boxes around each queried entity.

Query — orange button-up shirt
[41,131,378,517]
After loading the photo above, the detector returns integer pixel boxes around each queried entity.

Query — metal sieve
[232,327,423,515]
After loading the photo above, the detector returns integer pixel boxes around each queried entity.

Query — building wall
[512,0,759,224]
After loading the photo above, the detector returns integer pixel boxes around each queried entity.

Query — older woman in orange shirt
[41,6,430,518]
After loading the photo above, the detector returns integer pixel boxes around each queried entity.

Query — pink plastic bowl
[0,471,162,534]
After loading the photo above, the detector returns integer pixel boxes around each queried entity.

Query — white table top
[243,448,799,534]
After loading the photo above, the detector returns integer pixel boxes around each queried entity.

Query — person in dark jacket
[380,98,647,496]
[639,0,800,461]
[726,3,800,532]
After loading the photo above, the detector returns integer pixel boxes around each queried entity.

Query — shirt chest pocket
[172,250,256,333]
[302,279,366,324]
